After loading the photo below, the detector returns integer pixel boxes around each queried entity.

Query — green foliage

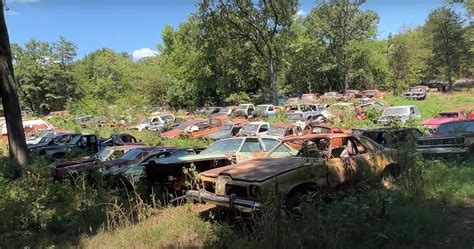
[224,92,251,105]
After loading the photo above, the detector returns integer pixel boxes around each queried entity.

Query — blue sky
[4,0,466,60]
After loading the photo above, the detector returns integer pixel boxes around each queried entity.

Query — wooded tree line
[10,0,474,114]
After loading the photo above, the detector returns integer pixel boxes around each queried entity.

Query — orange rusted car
[187,133,399,212]
[357,89,387,99]
[183,115,230,139]
[304,122,345,135]
[161,120,206,139]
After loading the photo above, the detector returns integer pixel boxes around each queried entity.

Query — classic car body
[235,104,256,117]
[255,104,277,118]
[320,92,343,101]
[49,145,148,180]
[27,131,75,146]
[161,120,205,139]
[134,113,176,131]
[352,128,423,148]
[285,103,325,121]
[100,133,142,147]
[417,120,474,157]
[304,122,344,135]
[357,101,385,113]
[421,111,468,131]
[261,123,303,140]
[145,137,281,193]
[183,115,229,139]
[239,122,270,136]
[344,90,360,100]
[357,89,386,99]
[300,94,319,103]
[320,103,365,121]
[204,119,249,141]
[187,133,398,213]
[404,87,427,100]
[376,105,421,126]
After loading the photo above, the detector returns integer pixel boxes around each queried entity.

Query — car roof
[282,133,351,143]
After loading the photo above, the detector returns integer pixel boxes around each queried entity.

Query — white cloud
[132,48,158,60]
[6,0,40,3]
[296,9,306,16]
[5,10,19,16]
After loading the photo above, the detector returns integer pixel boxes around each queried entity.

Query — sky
[4,0,467,60]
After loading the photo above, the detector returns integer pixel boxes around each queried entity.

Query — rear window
[436,121,474,134]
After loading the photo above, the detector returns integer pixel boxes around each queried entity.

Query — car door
[267,106,276,117]
[235,138,265,163]
[325,137,359,188]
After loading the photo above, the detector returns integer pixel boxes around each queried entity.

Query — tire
[381,165,400,189]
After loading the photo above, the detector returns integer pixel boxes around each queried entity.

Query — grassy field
[1,90,474,248]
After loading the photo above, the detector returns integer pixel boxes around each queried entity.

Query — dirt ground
[431,199,474,249]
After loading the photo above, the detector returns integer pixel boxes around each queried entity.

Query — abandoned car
[376,105,421,126]
[285,103,325,121]
[145,137,281,194]
[422,111,470,132]
[417,120,474,158]
[352,128,423,148]
[404,86,427,100]
[186,133,399,212]
[239,122,270,136]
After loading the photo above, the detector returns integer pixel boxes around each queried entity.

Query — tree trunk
[268,53,278,106]
[0,6,30,166]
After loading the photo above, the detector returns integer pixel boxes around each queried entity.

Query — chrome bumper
[186,190,262,213]
[417,147,470,155]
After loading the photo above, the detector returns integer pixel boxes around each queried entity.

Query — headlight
[248,184,260,198]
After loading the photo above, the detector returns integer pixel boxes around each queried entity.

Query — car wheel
[381,165,400,189]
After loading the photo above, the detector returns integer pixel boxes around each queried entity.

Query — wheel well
[286,182,318,201]
[383,163,401,178]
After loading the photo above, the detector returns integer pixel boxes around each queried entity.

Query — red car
[422,111,470,131]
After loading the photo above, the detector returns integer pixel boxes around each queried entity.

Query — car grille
[418,137,464,146]
[226,184,248,198]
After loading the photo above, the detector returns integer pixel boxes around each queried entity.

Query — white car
[136,113,175,131]
[239,121,270,136]
[377,105,421,126]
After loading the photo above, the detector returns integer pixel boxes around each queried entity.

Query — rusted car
[300,93,319,103]
[343,90,360,100]
[186,133,399,212]
[304,122,344,134]
[352,128,423,148]
[49,145,148,180]
[417,120,474,158]
[182,116,230,139]
[161,120,205,139]
[145,137,281,194]
[404,86,427,100]
[357,89,386,99]
[320,92,343,101]
[422,111,469,132]
[205,118,249,141]
[261,123,303,140]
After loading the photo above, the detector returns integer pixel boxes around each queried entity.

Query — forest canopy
[11,0,473,115]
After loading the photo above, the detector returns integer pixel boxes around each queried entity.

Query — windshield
[96,148,112,161]
[238,104,249,110]
[119,149,142,160]
[435,112,459,118]
[242,124,260,133]
[160,115,174,122]
[383,107,410,117]
[268,143,298,158]
[267,127,287,137]
[256,106,268,112]
[200,138,244,155]
[39,135,54,144]
[435,121,474,134]
[67,135,82,145]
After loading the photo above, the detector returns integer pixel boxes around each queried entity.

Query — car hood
[205,130,231,140]
[200,157,310,182]
[161,129,183,139]
[422,118,460,126]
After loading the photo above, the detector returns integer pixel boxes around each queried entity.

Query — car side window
[268,106,274,111]
[350,138,367,154]
[262,138,279,151]
[410,108,416,115]
[241,138,263,152]
[259,124,269,132]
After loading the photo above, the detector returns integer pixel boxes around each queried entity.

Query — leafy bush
[225,92,251,105]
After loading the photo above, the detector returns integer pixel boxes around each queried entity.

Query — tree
[424,6,466,89]
[200,0,298,105]
[307,0,378,90]
[0,3,29,166]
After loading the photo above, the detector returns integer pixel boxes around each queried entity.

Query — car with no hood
[186,133,399,212]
